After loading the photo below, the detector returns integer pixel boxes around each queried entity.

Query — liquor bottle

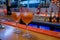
[52,13,57,23]
[56,1,60,23]
[36,7,40,15]
[49,8,53,22]
[36,2,42,16]
[44,8,48,22]
[58,8,60,23]
[58,9,60,23]
[56,11,59,23]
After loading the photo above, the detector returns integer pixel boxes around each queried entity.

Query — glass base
[0,39,1,40]
[0,24,5,29]
[14,29,22,34]
[22,33,32,38]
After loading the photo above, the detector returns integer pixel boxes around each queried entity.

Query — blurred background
[0,0,60,32]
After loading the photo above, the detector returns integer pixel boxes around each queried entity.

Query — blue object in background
[39,26,50,30]
[29,3,40,8]
[29,23,60,32]
[29,24,50,30]
[29,24,37,28]
[54,28,60,32]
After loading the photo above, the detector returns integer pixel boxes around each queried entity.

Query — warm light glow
[0,9,3,12]
[52,0,58,3]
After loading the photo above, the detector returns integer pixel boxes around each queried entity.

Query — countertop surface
[0,23,60,40]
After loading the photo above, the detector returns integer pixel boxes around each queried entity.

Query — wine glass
[21,9,34,38]
[11,12,21,34]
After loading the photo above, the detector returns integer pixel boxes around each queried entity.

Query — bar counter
[0,21,60,40]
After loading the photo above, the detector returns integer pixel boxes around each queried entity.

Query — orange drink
[11,12,20,22]
[21,12,33,24]
[21,8,34,38]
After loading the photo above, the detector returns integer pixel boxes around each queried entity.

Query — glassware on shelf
[21,9,34,38]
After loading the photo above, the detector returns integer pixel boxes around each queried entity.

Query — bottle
[56,1,60,23]
[52,14,57,23]
[58,8,60,23]
[44,8,48,22]
[56,11,59,23]
[58,11,60,23]
[49,8,53,22]
[36,7,40,15]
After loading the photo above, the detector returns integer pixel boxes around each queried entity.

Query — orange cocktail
[21,12,33,24]
[11,12,20,22]
[21,12,33,38]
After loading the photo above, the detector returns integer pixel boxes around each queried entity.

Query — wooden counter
[0,21,60,40]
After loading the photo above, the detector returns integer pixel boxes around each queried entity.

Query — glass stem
[16,21,18,30]
[26,24,28,33]
[15,21,19,40]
